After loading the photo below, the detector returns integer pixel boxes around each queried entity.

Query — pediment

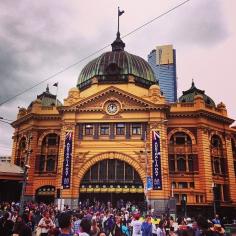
[62,86,166,112]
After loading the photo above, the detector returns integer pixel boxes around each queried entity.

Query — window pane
[125,163,133,180]
[46,156,55,172]
[178,182,188,188]
[48,136,57,146]
[169,155,175,172]
[91,164,98,180]
[132,123,141,135]
[99,160,107,180]
[85,124,93,135]
[188,155,194,172]
[100,124,109,135]
[214,159,220,174]
[108,160,115,180]
[116,160,124,180]
[177,156,186,171]
[39,155,45,172]
[116,123,125,135]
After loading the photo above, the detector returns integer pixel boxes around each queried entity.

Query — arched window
[35,133,59,173]
[211,134,227,176]
[81,159,143,186]
[170,132,192,145]
[15,137,26,167]
[168,131,198,173]
[211,135,222,149]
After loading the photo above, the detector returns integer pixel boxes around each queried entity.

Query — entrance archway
[79,159,145,207]
[35,185,55,204]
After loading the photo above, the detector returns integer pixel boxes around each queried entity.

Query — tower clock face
[107,102,118,114]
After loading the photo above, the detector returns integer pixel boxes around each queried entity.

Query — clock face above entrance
[105,101,120,115]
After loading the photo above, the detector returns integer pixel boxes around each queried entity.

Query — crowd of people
[0,200,232,236]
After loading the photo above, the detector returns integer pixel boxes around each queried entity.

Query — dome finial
[111,7,125,51]
[191,78,195,87]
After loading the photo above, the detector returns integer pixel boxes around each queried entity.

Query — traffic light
[56,188,61,199]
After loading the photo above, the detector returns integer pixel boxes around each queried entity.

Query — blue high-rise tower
[148,45,177,102]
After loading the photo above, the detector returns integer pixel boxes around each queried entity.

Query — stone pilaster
[197,127,214,202]
[225,136,236,202]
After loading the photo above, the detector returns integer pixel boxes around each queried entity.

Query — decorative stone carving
[64,87,80,105]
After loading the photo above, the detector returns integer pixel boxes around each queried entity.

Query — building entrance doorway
[35,185,55,204]
[79,159,144,207]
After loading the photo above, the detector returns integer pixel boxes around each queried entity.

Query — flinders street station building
[6,32,236,217]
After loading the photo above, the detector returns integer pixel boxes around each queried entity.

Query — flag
[118,8,124,16]
[53,82,58,87]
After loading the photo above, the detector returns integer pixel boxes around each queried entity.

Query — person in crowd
[79,218,91,236]
[156,220,166,236]
[141,215,152,236]
[121,218,130,236]
[131,213,142,236]
[111,216,123,236]
[58,212,73,236]
[212,214,221,226]
[38,210,55,236]
[73,213,83,235]
[0,212,14,236]
[12,215,32,236]
[91,218,100,236]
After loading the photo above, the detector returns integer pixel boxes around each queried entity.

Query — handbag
[35,226,42,236]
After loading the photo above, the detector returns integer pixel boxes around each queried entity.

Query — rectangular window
[85,124,93,135]
[132,123,141,135]
[116,123,125,135]
[178,182,188,188]
[200,195,204,203]
[196,195,199,203]
[169,154,175,172]
[100,124,110,135]
[48,137,57,146]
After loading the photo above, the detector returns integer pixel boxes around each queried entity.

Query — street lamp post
[212,183,217,216]
[144,119,168,212]
[19,133,32,214]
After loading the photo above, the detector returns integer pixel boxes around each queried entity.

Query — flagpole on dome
[118,7,124,37]
[53,82,59,106]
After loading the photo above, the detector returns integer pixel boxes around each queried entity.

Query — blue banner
[146,176,153,190]
[152,130,162,190]
[62,132,73,189]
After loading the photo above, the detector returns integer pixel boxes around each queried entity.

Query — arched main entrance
[35,185,55,204]
[79,159,144,206]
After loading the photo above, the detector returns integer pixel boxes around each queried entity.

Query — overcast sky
[0,0,236,156]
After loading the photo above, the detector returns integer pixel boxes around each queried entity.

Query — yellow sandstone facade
[11,35,236,216]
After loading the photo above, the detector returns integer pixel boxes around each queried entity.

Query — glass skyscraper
[148,45,177,102]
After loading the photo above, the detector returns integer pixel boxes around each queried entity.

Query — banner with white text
[152,130,162,190]
[62,132,73,189]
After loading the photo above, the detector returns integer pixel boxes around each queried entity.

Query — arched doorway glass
[35,185,55,204]
[79,159,144,206]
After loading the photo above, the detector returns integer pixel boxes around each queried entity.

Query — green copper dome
[77,35,156,90]
[179,81,215,106]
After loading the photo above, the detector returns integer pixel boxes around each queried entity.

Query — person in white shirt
[38,211,55,236]
[131,213,142,236]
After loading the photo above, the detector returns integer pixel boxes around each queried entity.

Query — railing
[168,144,197,154]
[211,147,226,157]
